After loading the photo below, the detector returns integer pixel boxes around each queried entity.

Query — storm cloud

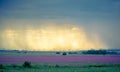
[0,0,120,50]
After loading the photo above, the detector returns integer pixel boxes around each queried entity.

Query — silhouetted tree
[56,52,60,54]
[23,61,31,68]
[0,64,4,69]
[55,64,60,68]
[62,52,67,55]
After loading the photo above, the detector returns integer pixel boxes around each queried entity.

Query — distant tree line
[82,49,118,55]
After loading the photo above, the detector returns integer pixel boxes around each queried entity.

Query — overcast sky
[0,0,120,50]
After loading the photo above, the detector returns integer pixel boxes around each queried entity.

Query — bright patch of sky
[0,0,120,50]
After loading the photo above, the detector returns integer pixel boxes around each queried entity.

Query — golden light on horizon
[0,25,107,51]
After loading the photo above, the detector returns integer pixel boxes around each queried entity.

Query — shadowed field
[0,55,120,64]
[0,55,120,72]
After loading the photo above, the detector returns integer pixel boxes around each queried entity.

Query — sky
[0,0,120,51]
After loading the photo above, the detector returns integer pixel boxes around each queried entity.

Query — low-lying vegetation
[0,62,120,72]
[0,61,120,68]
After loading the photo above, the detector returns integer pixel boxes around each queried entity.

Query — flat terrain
[0,55,120,64]
[0,51,120,72]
